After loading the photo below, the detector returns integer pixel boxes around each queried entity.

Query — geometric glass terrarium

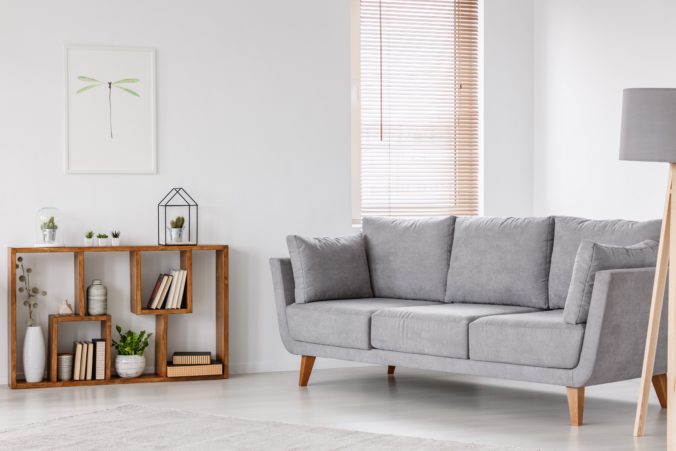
[157,188,198,245]
[35,207,63,247]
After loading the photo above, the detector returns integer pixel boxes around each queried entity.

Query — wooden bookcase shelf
[8,244,229,389]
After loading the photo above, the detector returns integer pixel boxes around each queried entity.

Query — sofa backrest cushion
[362,216,455,302]
[549,216,661,309]
[445,217,553,308]
[286,234,373,303]
[563,239,658,324]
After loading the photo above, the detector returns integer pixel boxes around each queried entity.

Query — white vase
[111,237,120,246]
[23,326,46,383]
[115,355,145,378]
[84,238,93,246]
[169,228,184,243]
[98,238,108,247]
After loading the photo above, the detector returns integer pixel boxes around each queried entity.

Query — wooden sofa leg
[388,365,396,375]
[566,387,585,426]
[652,374,668,408]
[299,355,316,387]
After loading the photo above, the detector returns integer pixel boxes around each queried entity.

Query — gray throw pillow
[563,239,658,324]
[286,234,373,303]
[362,216,455,301]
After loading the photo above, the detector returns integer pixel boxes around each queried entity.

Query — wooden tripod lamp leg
[635,165,673,437]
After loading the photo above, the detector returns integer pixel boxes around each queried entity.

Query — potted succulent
[40,216,58,245]
[84,231,94,246]
[169,216,185,243]
[96,233,109,247]
[111,230,121,246]
[112,325,152,378]
[16,257,48,382]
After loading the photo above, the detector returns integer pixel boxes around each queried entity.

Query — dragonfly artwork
[76,76,140,139]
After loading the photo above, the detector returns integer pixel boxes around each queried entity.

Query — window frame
[350,0,482,224]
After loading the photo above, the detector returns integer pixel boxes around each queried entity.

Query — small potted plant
[111,230,121,246]
[112,325,152,378]
[84,231,94,246]
[169,216,185,243]
[96,233,109,246]
[40,216,58,244]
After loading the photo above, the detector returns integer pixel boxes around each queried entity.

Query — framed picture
[65,46,156,174]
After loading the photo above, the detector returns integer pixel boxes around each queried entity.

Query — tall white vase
[23,326,46,383]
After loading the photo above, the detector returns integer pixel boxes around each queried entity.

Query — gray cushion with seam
[286,234,372,303]
[286,298,439,349]
[548,216,661,309]
[445,216,553,308]
[563,239,657,324]
[362,216,455,302]
[371,303,537,359]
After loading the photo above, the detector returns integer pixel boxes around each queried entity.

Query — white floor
[0,366,666,450]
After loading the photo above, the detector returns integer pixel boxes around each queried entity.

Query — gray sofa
[270,216,667,426]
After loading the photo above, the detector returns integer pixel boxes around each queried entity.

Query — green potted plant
[111,230,121,246]
[112,325,152,378]
[169,216,185,243]
[96,233,109,247]
[40,216,58,244]
[84,231,94,246]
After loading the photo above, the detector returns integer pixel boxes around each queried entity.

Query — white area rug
[0,405,528,450]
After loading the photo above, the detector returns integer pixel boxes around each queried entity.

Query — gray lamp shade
[620,88,676,162]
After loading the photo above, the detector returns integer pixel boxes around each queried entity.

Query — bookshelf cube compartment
[131,250,193,315]
[47,314,111,383]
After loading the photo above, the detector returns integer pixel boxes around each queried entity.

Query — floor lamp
[622,88,676,444]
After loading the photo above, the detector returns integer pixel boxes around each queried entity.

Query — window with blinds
[353,0,479,221]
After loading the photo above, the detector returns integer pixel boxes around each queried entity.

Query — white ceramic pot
[84,237,94,246]
[98,238,108,247]
[111,237,120,247]
[115,355,145,378]
[87,279,107,315]
[23,326,46,383]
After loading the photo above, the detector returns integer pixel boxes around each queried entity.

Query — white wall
[0,0,355,383]
[483,0,535,216]
[533,0,676,220]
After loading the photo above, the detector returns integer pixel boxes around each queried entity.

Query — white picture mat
[65,46,156,173]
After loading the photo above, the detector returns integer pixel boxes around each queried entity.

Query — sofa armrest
[572,267,667,387]
[270,258,297,350]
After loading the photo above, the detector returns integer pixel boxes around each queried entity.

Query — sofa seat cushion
[362,216,455,302]
[469,310,585,369]
[371,304,537,358]
[286,298,439,350]
[445,217,554,308]
[548,216,661,308]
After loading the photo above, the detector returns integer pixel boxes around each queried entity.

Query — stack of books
[73,339,106,381]
[167,352,223,377]
[146,270,188,309]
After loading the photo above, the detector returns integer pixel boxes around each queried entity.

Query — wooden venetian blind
[358,0,479,219]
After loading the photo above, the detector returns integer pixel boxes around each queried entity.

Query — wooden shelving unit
[8,244,229,389]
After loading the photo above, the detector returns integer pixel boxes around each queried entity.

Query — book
[167,361,223,378]
[169,270,186,309]
[79,342,87,380]
[165,270,179,309]
[93,339,106,380]
[172,352,211,365]
[174,270,187,309]
[85,342,94,380]
[156,274,174,309]
[146,274,165,309]
[73,342,83,381]
[149,274,171,309]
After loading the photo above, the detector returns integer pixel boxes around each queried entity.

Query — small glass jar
[87,279,107,315]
